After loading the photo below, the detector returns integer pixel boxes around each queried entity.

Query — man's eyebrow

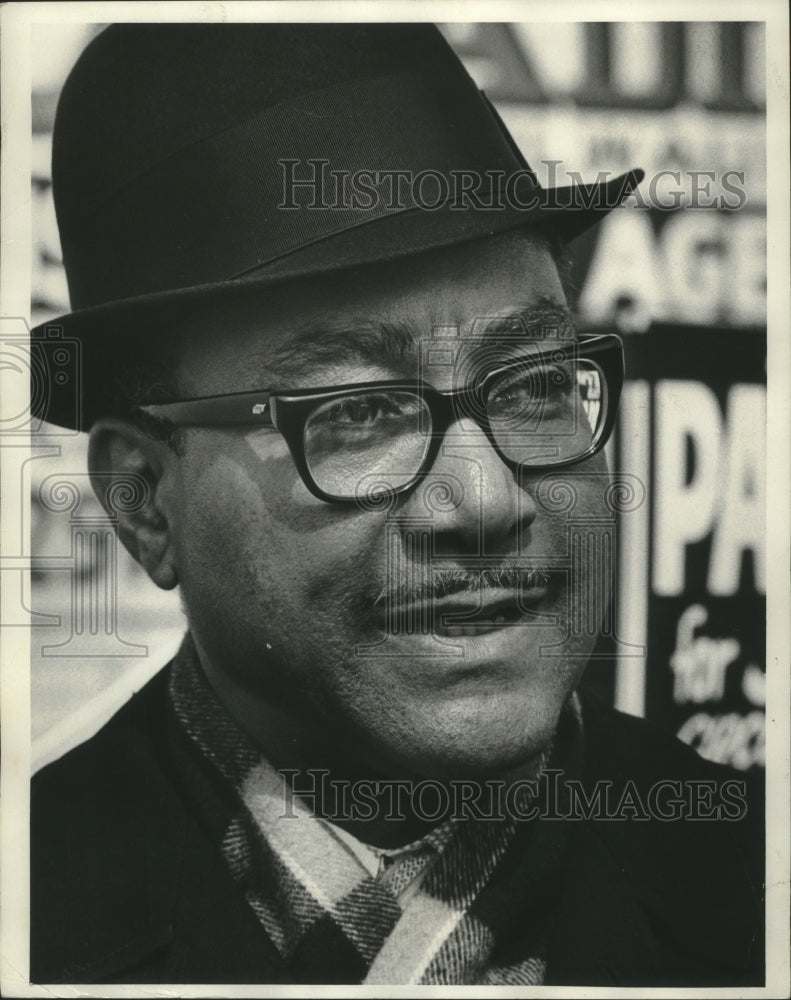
[262,297,575,381]
[266,318,417,380]
[468,299,575,338]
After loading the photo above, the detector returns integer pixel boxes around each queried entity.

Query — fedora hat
[33,22,643,429]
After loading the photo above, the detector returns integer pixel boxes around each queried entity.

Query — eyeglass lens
[304,391,432,497]
[301,359,605,498]
[486,358,602,465]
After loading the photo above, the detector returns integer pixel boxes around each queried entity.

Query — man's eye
[326,396,392,424]
[312,392,420,429]
[489,364,573,413]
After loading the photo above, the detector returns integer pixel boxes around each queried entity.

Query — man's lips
[382,580,557,638]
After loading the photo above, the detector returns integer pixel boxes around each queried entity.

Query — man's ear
[88,418,180,591]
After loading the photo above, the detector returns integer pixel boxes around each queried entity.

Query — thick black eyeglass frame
[139,334,624,504]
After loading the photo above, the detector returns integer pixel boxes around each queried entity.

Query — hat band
[61,71,530,309]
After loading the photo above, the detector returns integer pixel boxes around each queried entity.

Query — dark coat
[30,666,764,986]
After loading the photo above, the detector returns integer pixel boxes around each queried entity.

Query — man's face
[161,232,611,778]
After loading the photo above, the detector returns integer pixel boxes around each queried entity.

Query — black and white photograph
[0,1,788,995]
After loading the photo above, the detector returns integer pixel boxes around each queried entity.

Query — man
[30,23,763,986]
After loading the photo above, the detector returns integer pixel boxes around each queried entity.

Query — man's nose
[398,417,537,555]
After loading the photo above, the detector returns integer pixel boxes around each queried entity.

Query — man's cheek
[533,476,613,654]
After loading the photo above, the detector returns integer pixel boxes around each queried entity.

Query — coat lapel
[544,690,764,986]
[31,670,290,985]
[546,812,762,986]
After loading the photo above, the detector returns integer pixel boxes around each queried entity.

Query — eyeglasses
[140,334,624,504]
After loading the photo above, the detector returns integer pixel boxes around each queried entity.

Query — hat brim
[32,170,643,430]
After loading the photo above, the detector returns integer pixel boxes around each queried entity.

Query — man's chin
[361,696,565,782]
[335,641,589,780]
[405,742,553,783]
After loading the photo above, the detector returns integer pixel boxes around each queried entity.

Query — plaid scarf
[168,636,581,985]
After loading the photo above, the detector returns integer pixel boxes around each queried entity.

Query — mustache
[374,567,555,608]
